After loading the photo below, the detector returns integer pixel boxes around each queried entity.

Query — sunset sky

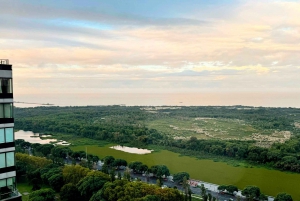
[1,0,300,105]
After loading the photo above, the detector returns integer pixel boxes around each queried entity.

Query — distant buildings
[0,59,22,200]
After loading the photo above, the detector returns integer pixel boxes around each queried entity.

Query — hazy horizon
[14,91,300,108]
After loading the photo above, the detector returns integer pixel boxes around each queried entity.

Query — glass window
[0,153,5,168]
[6,152,14,167]
[4,103,13,118]
[0,129,4,143]
[0,179,5,188]
[0,79,12,94]
[6,178,12,186]
[0,104,3,118]
[5,128,13,142]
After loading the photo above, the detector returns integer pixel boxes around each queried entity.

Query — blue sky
[0,0,300,102]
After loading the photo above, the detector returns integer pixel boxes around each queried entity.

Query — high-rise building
[0,60,22,200]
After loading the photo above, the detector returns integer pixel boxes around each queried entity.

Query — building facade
[0,60,22,200]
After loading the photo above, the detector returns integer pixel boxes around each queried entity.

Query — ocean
[13,91,300,108]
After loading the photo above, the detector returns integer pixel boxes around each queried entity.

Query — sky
[1,0,300,106]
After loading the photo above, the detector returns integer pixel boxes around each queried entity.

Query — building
[0,59,22,200]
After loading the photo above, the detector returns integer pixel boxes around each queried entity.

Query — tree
[208,193,212,201]
[29,188,55,201]
[259,193,268,201]
[60,183,81,201]
[182,176,189,200]
[150,165,170,178]
[117,171,122,180]
[200,184,206,197]
[218,185,227,191]
[123,167,131,181]
[143,195,160,201]
[48,173,64,192]
[129,161,143,173]
[242,186,261,199]
[173,172,190,183]
[113,159,127,169]
[30,178,42,191]
[110,168,116,182]
[227,185,238,194]
[156,178,162,187]
[77,171,110,201]
[274,193,293,201]
[62,165,89,184]
[103,156,115,167]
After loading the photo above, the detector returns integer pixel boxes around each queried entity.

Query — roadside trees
[103,156,115,167]
[274,193,293,201]
[173,172,190,183]
[242,186,261,201]
[113,158,127,169]
[227,185,238,194]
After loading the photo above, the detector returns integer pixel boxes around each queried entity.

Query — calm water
[15,130,70,145]
[110,145,153,154]
[14,91,300,108]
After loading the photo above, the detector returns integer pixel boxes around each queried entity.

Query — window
[4,104,12,118]
[5,128,13,142]
[0,179,5,188]
[0,79,12,94]
[0,103,13,118]
[0,152,15,168]
[0,128,14,143]
[6,152,14,167]
[0,153,5,168]
[0,129,4,143]
[0,177,16,196]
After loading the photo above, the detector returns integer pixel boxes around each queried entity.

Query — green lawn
[17,181,32,201]
[71,144,300,200]
[17,180,53,201]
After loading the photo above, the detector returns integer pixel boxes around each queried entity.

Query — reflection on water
[110,145,153,154]
[15,130,70,145]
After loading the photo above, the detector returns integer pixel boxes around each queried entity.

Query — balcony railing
[0,190,21,200]
[0,59,9,65]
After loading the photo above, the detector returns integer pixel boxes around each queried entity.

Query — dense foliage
[16,141,293,201]
[14,106,300,173]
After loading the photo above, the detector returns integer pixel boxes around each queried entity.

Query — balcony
[0,190,22,201]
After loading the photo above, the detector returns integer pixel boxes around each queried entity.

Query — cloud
[1,0,300,97]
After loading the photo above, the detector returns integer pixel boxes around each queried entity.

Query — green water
[72,145,300,200]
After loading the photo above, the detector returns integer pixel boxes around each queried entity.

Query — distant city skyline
[1,0,300,105]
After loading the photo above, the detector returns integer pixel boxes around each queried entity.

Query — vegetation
[173,172,190,183]
[14,106,300,173]
[13,105,300,200]
[275,193,293,201]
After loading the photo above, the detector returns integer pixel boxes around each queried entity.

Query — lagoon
[15,130,70,145]
[110,145,153,154]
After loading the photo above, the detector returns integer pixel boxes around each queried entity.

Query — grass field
[17,181,32,201]
[146,117,289,144]
[71,144,300,200]
[17,180,56,201]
